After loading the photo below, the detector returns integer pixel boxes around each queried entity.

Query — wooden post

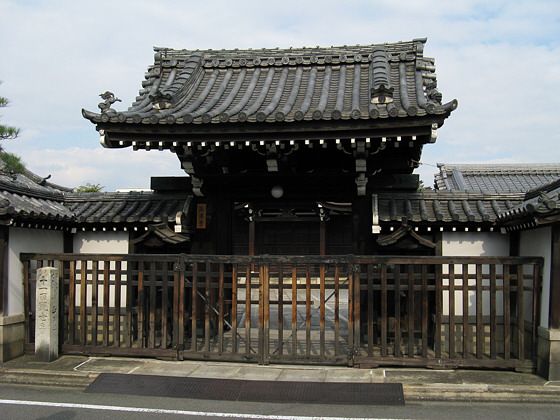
[320,220,326,256]
[550,226,560,329]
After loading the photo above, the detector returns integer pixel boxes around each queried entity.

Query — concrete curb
[0,369,98,388]
[2,367,560,403]
[403,384,560,403]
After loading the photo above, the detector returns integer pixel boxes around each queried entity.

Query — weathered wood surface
[21,253,542,369]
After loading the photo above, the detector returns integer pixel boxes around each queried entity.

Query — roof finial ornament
[98,91,121,114]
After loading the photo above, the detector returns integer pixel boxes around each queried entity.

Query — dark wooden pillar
[63,230,73,253]
[248,220,255,256]
[509,231,520,257]
[550,225,560,329]
[320,220,326,256]
[214,194,233,255]
[0,226,8,314]
[352,196,372,255]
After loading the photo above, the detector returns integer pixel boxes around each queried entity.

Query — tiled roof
[0,165,194,228]
[83,38,457,127]
[376,190,524,224]
[65,192,192,225]
[497,179,560,230]
[434,163,560,193]
[0,190,74,222]
[0,165,74,223]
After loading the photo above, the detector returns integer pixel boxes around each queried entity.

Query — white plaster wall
[519,227,552,328]
[73,231,129,254]
[7,228,64,316]
[73,231,129,308]
[441,231,510,257]
[441,231,510,317]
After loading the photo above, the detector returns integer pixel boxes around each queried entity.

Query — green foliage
[0,82,20,145]
[75,183,104,193]
[0,151,25,174]
[417,180,432,191]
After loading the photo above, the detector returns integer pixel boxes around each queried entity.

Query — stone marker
[35,267,59,362]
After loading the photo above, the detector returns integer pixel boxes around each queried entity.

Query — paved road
[1,384,559,420]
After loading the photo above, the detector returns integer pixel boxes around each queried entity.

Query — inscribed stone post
[35,267,59,362]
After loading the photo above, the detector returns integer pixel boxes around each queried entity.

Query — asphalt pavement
[1,354,560,403]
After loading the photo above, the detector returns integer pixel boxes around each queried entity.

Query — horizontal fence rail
[21,253,542,369]
[352,256,543,370]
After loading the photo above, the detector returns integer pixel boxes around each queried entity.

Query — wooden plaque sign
[197,204,207,229]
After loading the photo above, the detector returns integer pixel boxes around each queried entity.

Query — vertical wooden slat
[172,261,180,351]
[148,261,156,349]
[367,264,374,357]
[517,264,525,360]
[263,263,270,364]
[23,260,30,345]
[490,264,497,359]
[258,264,264,362]
[504,265,511,360]
[532,263,541,361]
[408,264,414,357]
[125,260,133,348]
[305,264,311,357]
[177,257,185,357]
[191,262,198,351]
[381,264,387,357]
[114,261,122,347]
[245,264,251,357]
[204,261,211,352]
[353,264,361,358]
[103,262,110,347]
[291,265,297,355]
[160,261,167,349]
[448,264,455,359]
[232,264,238,353]
[68,260,76,346]
[91,261,99,346]
[476,264,483,359]
[334,265,340,356]
[347,263,354,360]
[421,264,428,359]
[218,263,224,354]
[320,263,326,357]
[80,260,87,346]
[462,264,469,358]
[394,264,401,357]
[137,261,144,348]
[278,263,284,356]
[434,263,442,359]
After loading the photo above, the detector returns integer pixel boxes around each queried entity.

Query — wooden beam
[97,117,442,144]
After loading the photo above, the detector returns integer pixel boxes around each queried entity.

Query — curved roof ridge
[84,38,458,128]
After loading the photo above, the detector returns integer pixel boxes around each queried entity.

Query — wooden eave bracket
[130,222,190,245]
[174,195,193,233]
[377,217,435,248]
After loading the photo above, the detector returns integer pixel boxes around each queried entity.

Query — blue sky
[1,0,559,191]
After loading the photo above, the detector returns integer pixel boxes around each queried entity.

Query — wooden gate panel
[21,253,542,369]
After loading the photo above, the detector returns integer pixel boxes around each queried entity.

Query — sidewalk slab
[74,358,147,374]
[2,355,560,403]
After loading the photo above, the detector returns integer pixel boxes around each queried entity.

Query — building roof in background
[434,163,560,193]
[376,190,524,225]
[497,178,560,230]
[0,164,74,224]
[83,38,457,128]
[64,192,191,225]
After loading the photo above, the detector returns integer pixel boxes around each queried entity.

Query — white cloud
[19,147,185,191]
[1,0,559,190]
